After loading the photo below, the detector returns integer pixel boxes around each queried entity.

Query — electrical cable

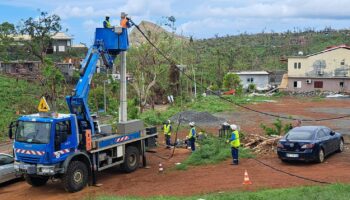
[130,19,350,122]
[253,158,331,184]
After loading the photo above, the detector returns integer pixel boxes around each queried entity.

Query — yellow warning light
[38,97,50,112]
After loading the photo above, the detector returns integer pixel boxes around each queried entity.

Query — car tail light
[277,143,284,148]
[301,144,314,149]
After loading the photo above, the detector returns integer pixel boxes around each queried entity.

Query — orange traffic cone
[242,170,252,185]
[158,163,163,173]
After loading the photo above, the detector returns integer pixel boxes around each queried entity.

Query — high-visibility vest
[104,20,111,28]
[120,18,128,28]
[188,127,196,139]
[164,124,171,136]
[230,130,240,148]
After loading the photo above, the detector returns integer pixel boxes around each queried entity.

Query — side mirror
[330,131,335,136]
[8,122,14,139]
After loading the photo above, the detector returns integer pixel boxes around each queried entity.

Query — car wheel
[337,139,344,153]
[316,149,325,163]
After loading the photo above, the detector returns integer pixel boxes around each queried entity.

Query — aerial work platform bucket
[94,27,129,54]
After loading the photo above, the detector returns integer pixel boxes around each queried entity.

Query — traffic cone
[158,163,163,173]
[242,170,252,185]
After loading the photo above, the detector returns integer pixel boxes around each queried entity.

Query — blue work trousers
[231,147,239,164]
[189,137,196,152]
[165,134,171,147]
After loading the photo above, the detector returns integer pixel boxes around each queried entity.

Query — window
[55,121,71,136]
[293,81,301,88]
[15,121,51,144]
[341,60,345,65]
[317,129,327,139]
[294,62,297,69]
[298,62,301,69]
[314,81,323,88]
[340,82,344,88]
[58,45,65,52]
[247,77,254,83]
[53,46,56,52]
[67,40,71,47]
[286,131,314,140]
[0,154,14,165]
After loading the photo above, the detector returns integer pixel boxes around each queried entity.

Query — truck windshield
[15,121,51,144]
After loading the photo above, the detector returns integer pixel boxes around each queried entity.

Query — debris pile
[287,91,350,97]
[170,110,226,126]
[244,134,282,154]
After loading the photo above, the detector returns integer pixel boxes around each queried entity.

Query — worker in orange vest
[120,12,131,28]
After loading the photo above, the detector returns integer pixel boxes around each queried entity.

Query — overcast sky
[1,0,350,45]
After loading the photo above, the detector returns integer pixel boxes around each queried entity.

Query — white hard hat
[230,124,237,130]
[189,122,195,126]
[168,120,171,124]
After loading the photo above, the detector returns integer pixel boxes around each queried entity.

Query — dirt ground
[1,97,350,199]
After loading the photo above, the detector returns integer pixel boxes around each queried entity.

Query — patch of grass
[95,184,350,200]
[177,136,254,169]
[174,163,187,171]
[186,96,235,113]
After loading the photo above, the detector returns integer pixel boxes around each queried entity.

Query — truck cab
[13,113,79,175]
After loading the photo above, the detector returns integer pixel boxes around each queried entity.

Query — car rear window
[286,131,314,140]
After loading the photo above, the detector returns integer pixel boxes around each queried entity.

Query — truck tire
[25,175,49,187]
[62,161,88,192]
[121,146,140,173]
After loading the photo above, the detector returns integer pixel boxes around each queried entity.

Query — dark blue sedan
[277,126,344,163]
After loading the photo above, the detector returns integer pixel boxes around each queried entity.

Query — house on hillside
[233,71,270,91]
[51,32,72,53]
[10,32,73,53]
[285,45,350,92]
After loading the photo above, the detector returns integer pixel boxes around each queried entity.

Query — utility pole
[103,80,106,113]
[120,51,127,122]
[192,65,197,98]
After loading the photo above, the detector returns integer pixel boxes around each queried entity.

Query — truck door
[53,119,76,161]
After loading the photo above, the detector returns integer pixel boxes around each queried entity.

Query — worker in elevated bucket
[228,124,240,165]
[188,122,196,152]
[120,12,131,28]
[103,16,112,28]
[163,120,172,149]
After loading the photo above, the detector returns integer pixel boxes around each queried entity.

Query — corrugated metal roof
[51,32,72,40]
[233,71,269,75]
[289,44,350,58]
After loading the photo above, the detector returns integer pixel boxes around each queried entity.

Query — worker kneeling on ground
[228,124,240,165]
[188,122,196,152]
[163,120,172,149]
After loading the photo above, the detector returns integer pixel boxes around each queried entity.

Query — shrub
[260,118,292,136]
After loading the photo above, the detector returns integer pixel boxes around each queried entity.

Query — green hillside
[0,75,43,139]
[189,28,350,86]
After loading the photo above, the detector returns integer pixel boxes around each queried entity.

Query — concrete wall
[238,74,269,89]
[288,48,350,78]
[286,77,350,92]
